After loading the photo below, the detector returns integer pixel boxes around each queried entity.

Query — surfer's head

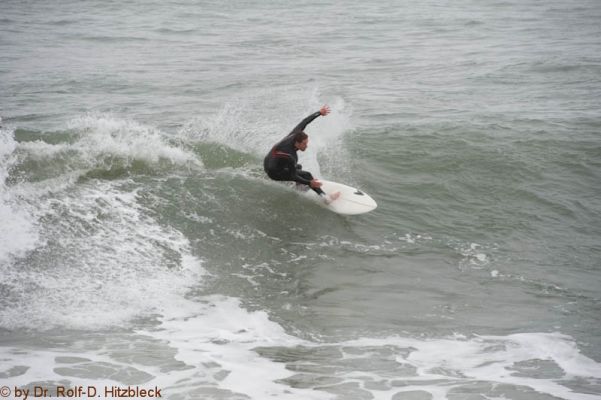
[294,132,309,151]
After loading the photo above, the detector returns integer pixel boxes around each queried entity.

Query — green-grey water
[1,1,600,399]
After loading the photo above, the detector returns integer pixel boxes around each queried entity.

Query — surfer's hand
[319,105,330,116]
[310,179,322,189]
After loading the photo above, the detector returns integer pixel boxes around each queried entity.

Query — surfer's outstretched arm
[290,105,331,135]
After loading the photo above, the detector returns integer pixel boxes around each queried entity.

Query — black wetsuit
[263,111,326,196]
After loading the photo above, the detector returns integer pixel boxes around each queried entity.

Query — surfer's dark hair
[295,132,308,143]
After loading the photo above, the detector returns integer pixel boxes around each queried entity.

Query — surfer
[263,105,340,203]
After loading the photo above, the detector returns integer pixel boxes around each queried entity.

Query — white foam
[451,241,495,270]
[144,306,601,400]
[9,114,202,191]
[0,126,40,264]
[0,115,208,330]
[2,292,600,400]
[143,296,333,399]
[179,87,353,179]
[298,96,353,179]
[340,332,601,400]
[6,115,203,204]
[0,294,333,399]
[0,179,205,331]
[400,233,434,245]
[67,114,201,167]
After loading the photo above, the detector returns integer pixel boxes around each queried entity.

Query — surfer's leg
[267,167,310,194]
[312,187,326,196]
[297,170,312,180]
[298,170,326,196]
[266,168,288,182]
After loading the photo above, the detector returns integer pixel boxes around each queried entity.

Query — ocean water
[1,0,601,399]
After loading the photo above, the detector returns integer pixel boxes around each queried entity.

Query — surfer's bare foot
[324,191,341,205]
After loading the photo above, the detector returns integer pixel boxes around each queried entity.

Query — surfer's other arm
[290,105,331,135]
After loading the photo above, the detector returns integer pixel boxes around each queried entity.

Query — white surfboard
[305,180,377,215]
